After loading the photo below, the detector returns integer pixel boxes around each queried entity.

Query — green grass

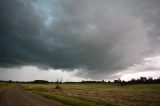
[29,86,48,92]
[0,82,13,88]
[34,91,115,106]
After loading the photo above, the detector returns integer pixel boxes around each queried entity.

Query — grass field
[23,83,160,106]
[0,82,13,88]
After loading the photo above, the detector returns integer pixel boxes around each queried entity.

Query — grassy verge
[34,91,115,106]
[24,85,116,106]
[0,82,13,88]
[28,86,48,92]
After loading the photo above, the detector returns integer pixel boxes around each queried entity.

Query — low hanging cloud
[0,0,160,79]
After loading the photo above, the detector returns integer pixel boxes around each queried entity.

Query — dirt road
[0,85,66,106]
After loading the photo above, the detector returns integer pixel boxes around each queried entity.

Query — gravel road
[0,85,66,106]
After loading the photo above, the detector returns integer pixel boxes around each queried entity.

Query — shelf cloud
[0,0,160,80]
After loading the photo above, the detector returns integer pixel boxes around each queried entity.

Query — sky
[0,0,160,82]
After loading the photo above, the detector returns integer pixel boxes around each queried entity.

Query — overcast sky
[0,0,160,81]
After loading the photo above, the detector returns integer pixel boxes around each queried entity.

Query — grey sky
[0,0,160,81]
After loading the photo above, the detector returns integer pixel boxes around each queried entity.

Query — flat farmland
[23,83,160,106]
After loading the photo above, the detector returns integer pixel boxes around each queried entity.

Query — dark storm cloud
[0,0,47,67]
[0,0,160,79]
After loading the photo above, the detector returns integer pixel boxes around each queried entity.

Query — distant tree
[102,80,105,82]
[120,81,126,86]
[55,78,63,89]
[108,81,111,83]
[114,78,121,83]
[8,80,12,83]
[140,77,147,82]
[33,80,49,84]
[147,77,153,84]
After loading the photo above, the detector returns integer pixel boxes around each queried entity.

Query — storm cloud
[0,0,160,79]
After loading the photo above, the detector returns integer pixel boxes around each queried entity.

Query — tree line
[115,77,160,86]
[77,77,160,85]
[0,77,160,85]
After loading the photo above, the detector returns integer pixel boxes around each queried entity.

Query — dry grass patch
[23,83,160,106]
